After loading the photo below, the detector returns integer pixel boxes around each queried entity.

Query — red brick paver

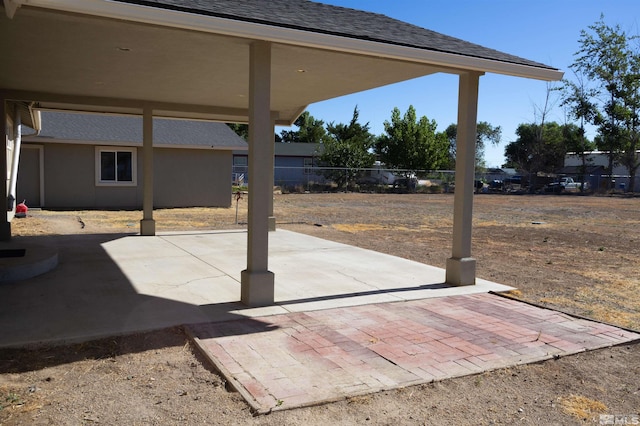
[187,293,640,413]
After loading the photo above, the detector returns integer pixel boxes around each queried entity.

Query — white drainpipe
[6,114,21,221]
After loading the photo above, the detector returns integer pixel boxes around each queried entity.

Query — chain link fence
[233,165,457,193]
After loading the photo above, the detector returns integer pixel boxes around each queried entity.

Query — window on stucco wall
[95,146,137,186]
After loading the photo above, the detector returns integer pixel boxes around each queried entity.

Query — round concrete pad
[0,242,58,282]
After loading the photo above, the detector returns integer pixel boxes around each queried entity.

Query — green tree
[376,106,449,183]
[559,72,598,191]
[227,123,285,142]
[227,123,249,141]
[279,111,328,144]
[571,17,640,191]
[504,122,573,184]
[319,107,375,189]
[619,63,640,192]
[445,121,502,171]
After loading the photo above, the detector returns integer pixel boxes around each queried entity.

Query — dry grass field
[2,192,639,425]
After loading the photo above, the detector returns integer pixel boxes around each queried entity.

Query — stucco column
[0,99,10,241]
[268,121,276,232]
[139,106,155,236]
[446,71,482,286]
[241,41,275,306]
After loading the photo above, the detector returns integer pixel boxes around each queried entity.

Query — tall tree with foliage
[376,106,449,182]
[279,111,328,144]
[559,71,598,191]
[319,107,375,189]
[504,122,575,180]
[514,83,560,190]
[619,57,640,192]
[571,17,640,191]
[445,121,502,171]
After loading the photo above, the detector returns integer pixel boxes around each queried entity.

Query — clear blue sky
[292,0,639,168]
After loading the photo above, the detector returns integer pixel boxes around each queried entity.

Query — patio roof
[2,0,564,304]
[1,0,562,124]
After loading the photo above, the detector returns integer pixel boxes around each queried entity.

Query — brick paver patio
[187,293,640,413]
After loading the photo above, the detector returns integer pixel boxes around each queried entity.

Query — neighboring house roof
[274,143,323,157]
[125,0,553,71]
[233,143,324,157]
[25,112,247,150]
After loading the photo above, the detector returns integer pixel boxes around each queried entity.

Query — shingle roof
[30,112,248,150]
[117,0,556,71]
[274,143,323,157]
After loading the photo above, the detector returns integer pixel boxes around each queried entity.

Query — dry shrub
[333,223,393,233]
[504,289,523,298]
[559,395,607,421]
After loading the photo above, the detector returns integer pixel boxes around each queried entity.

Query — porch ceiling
[0,6,446,124]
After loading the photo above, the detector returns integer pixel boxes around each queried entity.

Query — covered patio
[1,0,563,306]
[0,229,513,348]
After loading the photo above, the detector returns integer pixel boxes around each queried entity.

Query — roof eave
[22,137,248,150]
[15,0,563,82]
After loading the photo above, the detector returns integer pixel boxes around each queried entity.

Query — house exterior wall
[275,156,311,187]
[16,145,41,207]
[44,143,114,208]
[233,153,325,188]
[154,148,232,208]
[565,152,640,191]
[19,142,232,209]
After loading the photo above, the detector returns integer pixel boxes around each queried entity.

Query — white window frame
[95,146,137,187]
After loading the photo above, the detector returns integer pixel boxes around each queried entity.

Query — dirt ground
[1,193,639,425]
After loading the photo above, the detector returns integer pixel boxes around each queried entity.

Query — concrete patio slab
[0,229,510,348]
[187,293,640,414]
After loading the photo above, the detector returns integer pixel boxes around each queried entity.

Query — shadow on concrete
[0,232,277,360]
[274,282,452,306]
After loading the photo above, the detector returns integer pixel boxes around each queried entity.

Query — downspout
[7,114,21,221]
[7,106,40,220]
[3,0,22,19]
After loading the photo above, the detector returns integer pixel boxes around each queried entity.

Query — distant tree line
[228,106,501,190]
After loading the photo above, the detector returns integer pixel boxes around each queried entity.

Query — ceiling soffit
[0,4,545,123]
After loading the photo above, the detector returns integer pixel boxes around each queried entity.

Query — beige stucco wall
[20,142,232,209]
[15,145,41,207]
[153,148,232,208]
[43,143,102,208]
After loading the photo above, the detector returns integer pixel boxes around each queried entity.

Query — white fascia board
[20,0,564,82]
[23,136,247,151]
[154,143,248,151]
[22,137,139,147]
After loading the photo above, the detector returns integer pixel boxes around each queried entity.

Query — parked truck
[544,177,590,194]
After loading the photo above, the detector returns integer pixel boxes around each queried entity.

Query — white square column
[140,106,155,236]
[446,72,482,286]
[0,99,10,241]
[241,41,275,306]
